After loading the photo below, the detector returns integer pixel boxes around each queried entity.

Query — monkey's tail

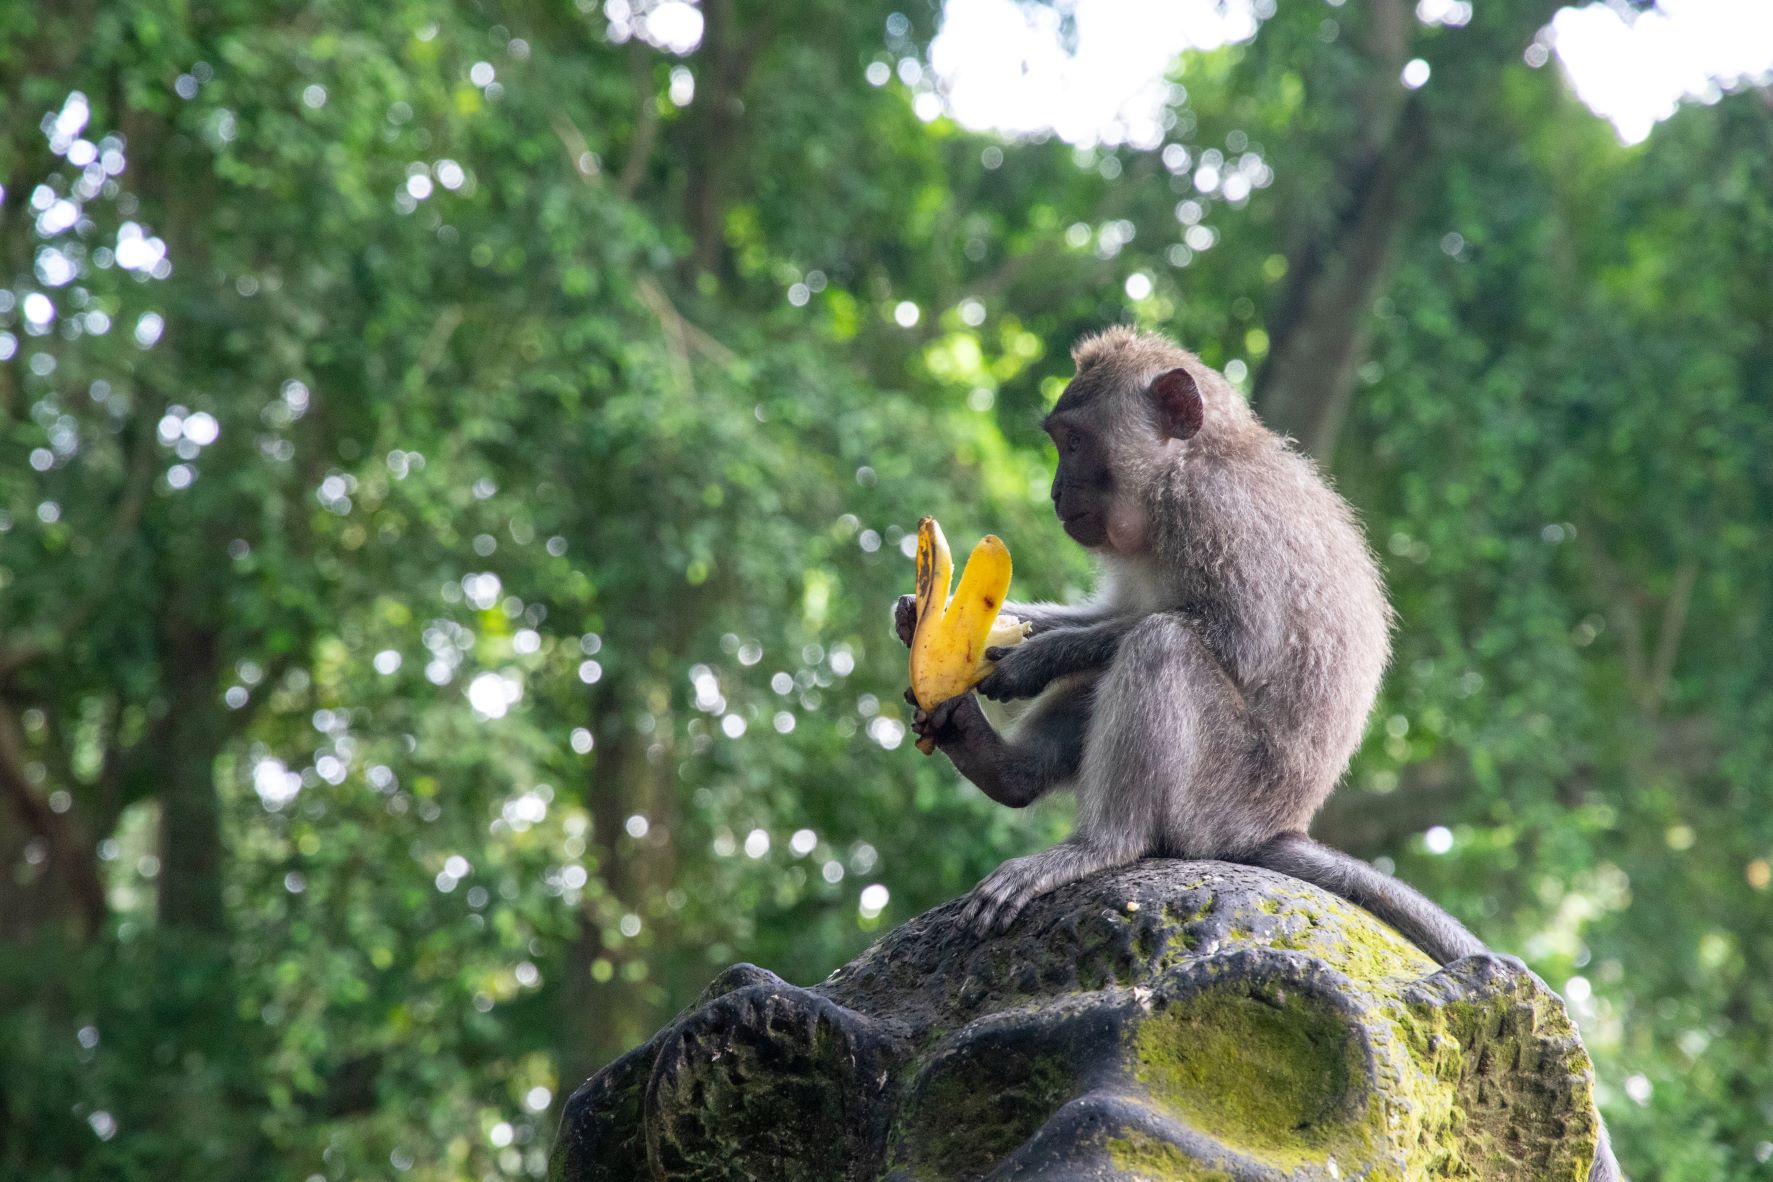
[1240,831,1487,965]
[1589,1121,1622,1182]
[1243,831,1624,1182]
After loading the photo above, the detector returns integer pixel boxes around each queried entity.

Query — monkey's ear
[1151,368,1204,441]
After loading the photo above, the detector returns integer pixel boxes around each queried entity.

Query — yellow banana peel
[909,517,1029,754]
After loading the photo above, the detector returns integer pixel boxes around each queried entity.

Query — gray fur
[907,326,1620,1182]
[945,327,1394,873]
[911,327,1472,954]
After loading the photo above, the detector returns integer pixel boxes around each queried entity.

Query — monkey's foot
[958,854,1046,937]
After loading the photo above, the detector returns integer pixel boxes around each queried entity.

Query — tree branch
[551,114,736,368]
[0,703,106,935]
[1253,92,1430,463]
[616,43,661,200]
[1645,559,1697,713]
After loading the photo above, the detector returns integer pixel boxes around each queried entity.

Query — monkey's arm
[893,594,1114,648]
[909,685,1088,809]
[975,616,1141,702]
[999,598,1116,636]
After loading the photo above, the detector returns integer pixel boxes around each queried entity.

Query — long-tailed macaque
[898,327,1617,1180]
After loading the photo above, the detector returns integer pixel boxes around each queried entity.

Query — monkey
[896,327,1620,1181]
[894,325,1486,954]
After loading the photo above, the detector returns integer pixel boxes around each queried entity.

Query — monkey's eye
[1064,432,1080,454]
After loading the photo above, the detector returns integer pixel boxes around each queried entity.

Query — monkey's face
[1044,414,1115,549]
[1044,365,1203,554]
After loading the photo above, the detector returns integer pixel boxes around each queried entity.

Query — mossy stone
[552,860,1604,1182]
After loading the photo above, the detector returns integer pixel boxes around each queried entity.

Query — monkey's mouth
[1060,512,1109,547]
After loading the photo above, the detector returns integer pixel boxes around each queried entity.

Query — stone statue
[551,861,1605,1181]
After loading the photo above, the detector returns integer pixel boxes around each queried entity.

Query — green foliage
[0,1,1768,1179]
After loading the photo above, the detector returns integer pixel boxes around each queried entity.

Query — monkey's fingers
[909,700,949,736]
[909,702,941,756]
[893,594,919,648]
[911,694,975,761]
[976,664,1033,702]
[977,649,1014,698]
[928,695,971,734]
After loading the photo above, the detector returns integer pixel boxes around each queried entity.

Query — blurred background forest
[2,0,1770,1177]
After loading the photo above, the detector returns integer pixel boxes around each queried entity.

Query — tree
[2,1,1769,1177]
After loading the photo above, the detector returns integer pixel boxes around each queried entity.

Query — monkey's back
[1156,427,1391,820]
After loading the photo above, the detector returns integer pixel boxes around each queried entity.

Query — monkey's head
[1043,327,1246,554]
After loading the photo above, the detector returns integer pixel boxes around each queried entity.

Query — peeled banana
[908,517,1030,754]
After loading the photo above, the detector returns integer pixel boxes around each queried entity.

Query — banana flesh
[981,614,1033,663]
[908,517,1025,753]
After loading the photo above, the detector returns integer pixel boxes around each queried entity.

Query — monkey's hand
[907,690,985,751]
[976,633,1064,701]
[893,594,918,648]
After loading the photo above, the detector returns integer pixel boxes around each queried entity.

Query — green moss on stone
[1400,978,1598,1182]
[564,862,1605,1182]
[891,1049,1075,1181]
[1235,878,1439,984]
[1105,1131,1235,1181]
[1266,920,1436,985]
[1155,899,1212,967]
[1131,983,1375,1171]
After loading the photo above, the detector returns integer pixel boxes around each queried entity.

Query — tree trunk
[679,0,764,279]
[1253,102,1427,464]
[0,703,107,939]
[558,680,669,1093]
[1253,0,1568,465]
[153,625,229,934]
[1253,0,1424,465]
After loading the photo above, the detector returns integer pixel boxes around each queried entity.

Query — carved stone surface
[551,860,1602,1181]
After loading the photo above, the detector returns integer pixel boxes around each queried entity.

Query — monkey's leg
[965,616,1215,937]
[915,683,1091,809]
[1243,832,1487,964]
